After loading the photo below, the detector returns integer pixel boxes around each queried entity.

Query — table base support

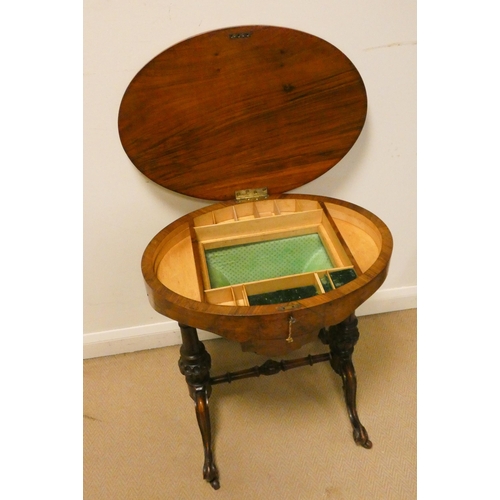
[319,313,372,449]
[178,312,371,489]
[178,324,220,490]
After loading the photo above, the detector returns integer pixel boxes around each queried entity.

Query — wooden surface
[118,26,367,201]
[142,195,392,356]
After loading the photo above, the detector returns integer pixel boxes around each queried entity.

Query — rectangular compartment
[203,266,358,307]
[205,233,334,288]
[189,199,361,306]
[245,272,323,305]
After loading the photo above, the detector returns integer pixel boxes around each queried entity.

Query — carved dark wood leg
[319,313,372,449]
[178,324,220,489]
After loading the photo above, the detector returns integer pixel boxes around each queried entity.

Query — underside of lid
[118,25,367,201]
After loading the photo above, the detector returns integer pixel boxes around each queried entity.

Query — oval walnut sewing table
[118,25,393,489]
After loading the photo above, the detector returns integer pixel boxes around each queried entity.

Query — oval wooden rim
[141,194,393,330]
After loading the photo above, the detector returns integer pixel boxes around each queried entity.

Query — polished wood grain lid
[118,26,367,201]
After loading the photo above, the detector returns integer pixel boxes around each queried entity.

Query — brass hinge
[235,187,268,203]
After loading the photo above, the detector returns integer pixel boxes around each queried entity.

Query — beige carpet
[84,309,416,499]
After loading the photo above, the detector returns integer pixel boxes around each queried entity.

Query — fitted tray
[192,198,356,305]
[142,194,392,356]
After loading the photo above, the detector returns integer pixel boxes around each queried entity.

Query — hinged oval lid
[118,25,367,201]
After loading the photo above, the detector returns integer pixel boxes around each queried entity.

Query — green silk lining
[205,233,334,289]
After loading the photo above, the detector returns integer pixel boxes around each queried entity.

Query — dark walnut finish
[178,314,373,489]
[118,25,366,201]
[118,25,393,489]
[149,195,391,489]
[320,313,372,448]
[178,324,219,489]
[141,194,392,357]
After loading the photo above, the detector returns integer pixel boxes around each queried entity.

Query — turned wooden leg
[319,313,372,449]
[178,324,220,489]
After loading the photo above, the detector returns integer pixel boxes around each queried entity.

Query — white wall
[83,0,416,357]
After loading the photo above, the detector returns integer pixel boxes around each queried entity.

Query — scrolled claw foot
[321,315,374,451]
[203,460,220,489]
[362,440,373,449]
[353,426,372,449]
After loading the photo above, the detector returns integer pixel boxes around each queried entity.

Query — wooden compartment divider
[160,199,381,307]
[186,199,362,305]
[192,199,323,228]
[319,202,362,276]
[204,267,356,306]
